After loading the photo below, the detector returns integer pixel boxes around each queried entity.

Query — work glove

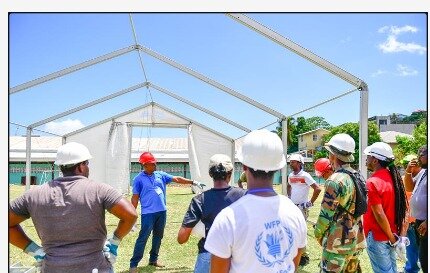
[24,241,46,267]
[394,236,410,262]
[131,224,138,232]
[192,181,206,189]
[303,201,313,209]
[103,234,121,265]
[298,201,313,209]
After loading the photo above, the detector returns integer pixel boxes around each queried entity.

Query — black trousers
[414,219,428,273]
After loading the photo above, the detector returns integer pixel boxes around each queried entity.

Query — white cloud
[371,65,418,77]
[44,119,85,135]
[378,25,426,55]
[378,25,418,35]
[379,36,426,54]
[391,25,418,35]
[377,26,390,33]
[396,64,418,77]
[371,69,388,77]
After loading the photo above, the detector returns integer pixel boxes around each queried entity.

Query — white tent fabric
[106,122,130,194]
[188,123,233,188]
[67,122,112,185]
[65,102,232,193]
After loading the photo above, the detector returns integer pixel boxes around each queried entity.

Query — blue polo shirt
[132,171,173,215]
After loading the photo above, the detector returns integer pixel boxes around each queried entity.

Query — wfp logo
[265,233,282,258]
[254,220,294,268]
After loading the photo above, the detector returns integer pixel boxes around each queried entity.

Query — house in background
[297,128,330,159]
[369,114,416,135]
[379,131,413,150]
[380,124,416,135]
[369,115,391,129]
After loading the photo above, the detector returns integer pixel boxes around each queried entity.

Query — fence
[9,161,323,186]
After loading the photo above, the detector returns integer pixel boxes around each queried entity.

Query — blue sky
[9,13,427,139]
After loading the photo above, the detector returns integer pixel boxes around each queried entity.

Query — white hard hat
[324,133,355,162]
[54,142,92,166]
[288,154,304,164]
[209,154,233,172]
[237,129,286,172]
[364,142,394,161]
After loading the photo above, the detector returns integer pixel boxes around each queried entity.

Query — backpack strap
[199,191,208,237]
[334,168,356,245]
[334,168,356,216]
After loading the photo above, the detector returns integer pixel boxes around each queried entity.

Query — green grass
[9,184,406,272]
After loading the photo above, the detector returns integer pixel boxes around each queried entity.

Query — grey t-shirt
[9,176,123,273]
[410,169,427,220]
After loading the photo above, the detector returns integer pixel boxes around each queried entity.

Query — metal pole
[149,83,251,133]
[30,82,147,129]
[281,119,288,195]
[231,139,236,186]
[51,162,55,181]
[25,128,32,191]
[359,85,369,179]
[127,123,133,195]
[10,46,137,94]
[227,13,365,89]
[138,45,285,119]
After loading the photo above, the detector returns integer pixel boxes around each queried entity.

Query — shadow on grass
[118,266,192,273]
[169,193,193,196]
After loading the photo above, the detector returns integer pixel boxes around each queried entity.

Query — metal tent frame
[9,13,368,192]
[228,14,369,185]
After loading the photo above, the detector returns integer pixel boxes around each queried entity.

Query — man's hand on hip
[103,234,121,265]
[24,241,46,266]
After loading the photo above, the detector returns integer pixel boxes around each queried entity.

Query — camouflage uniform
[298,206,309,220]
[314,165,366,273]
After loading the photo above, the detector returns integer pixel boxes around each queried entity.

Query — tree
[390,113,400,124]
[314,121,381,164]
[394,121,428,165]
[275,117,299,153]
[297,116,331,134]
[275,116,331,154]
[275,117,296,144]
[401,110,427,125]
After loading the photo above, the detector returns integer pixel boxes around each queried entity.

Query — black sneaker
[299,254,310,266]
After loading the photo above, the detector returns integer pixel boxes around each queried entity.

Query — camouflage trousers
[297,206,309,259]
[320,249,362,273]
[296,205,309,260]
[297,206,309,220]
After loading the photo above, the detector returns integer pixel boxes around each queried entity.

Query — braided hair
[380,159,408,235]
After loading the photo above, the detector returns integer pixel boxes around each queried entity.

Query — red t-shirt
[363,168,397,241]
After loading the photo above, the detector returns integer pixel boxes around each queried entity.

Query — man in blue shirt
[129,152,204,272]
[404,145,427,273]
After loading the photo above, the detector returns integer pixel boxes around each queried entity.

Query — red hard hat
[139,152,157,164]
[314,158,331,177]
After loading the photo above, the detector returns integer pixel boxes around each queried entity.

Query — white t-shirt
[288,170,316,204]
[205,194,307,273]
[411,168,427,220]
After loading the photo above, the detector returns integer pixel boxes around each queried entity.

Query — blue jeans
[405,225,420,273]
[366,231,397,273]
[130,211,167,268]
[194,252,211,273]
[415,219,427,273]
